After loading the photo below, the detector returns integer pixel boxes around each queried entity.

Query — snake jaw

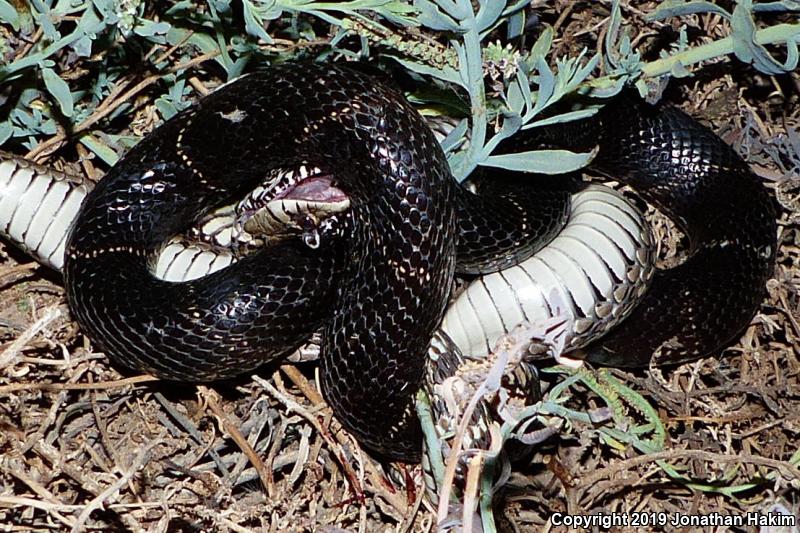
[233,166,350,251]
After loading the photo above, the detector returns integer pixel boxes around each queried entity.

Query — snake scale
[62,63,569,460]
[0,63,776,461]
[442,96,777,368]
[550,97,776,367]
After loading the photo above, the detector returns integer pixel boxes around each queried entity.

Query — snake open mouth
[273,174,348,203]
[234,165,351,249]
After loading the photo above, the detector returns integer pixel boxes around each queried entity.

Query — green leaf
[78,6,107,35]
[389,56,461,85]
[91,0,121,25]
[133,20,172,38]
[514,66,532,118]
[481,148,597,174]
[494,111,522,144]
[0,120,12,146]
[730,1,799,74]
[505,75,525,115]
[475,0,504,33]
[752,1,800,11]
[30,0,59,40]
[647,0,730,21]
[368,1,419,27]
[42,68,74,118]
[242,0,274,43]
[604,0,642,75]
[523,108,599,129]
[562,52,599,93]
[530,54,554,116]
[0,0,19,30]
[670,60,692,77]
[226,56,250,79]
[438,118,468,153]
[155,98,180,120]
[604,0,623,69]
[446,150,468,181]
[583,75,628,98]
[72,35,93,57]
[505,5,524,40]
[529,25,552,61]
[166,28,217,54]
[424,0,470,22]
[78,134,120,166]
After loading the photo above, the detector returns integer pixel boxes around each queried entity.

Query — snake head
[233,165,350,251]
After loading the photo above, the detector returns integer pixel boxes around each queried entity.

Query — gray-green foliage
[1,2,798,529]
[648,0,798,75]
[1,0,797,174]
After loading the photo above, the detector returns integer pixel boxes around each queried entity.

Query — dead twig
[0,374,159,395]
[0,305,64,371]
[576,449,800,490]
[69,438,162,533]
[199,385,272,497]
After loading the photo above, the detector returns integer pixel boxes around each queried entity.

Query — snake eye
[303,230,321,249]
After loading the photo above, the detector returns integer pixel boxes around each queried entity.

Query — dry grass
[1,1,799,531]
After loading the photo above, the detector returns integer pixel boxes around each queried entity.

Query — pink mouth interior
[274,175,348,203]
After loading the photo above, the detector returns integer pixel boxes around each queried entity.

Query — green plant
[2,1,798,531]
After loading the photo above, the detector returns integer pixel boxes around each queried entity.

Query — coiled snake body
[63,64,566,460]
[441,97,777,369]
[57,64,776,461]
[561,98,776,367]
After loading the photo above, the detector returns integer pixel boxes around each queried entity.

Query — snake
[0,63,777,462]
[440,95,777,368]
[60,63,572,461]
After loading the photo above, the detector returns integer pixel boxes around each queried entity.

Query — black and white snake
[0,63,777,462]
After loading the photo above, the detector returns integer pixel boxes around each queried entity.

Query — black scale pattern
[64,64,569,461]
[454,176,573,274]
[524,97,777,367]
[64,64,777,460]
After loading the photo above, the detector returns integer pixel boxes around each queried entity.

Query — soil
[0,1,798,531]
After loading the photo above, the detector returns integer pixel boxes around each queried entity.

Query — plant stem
[586,22,800,90]
[454,26,487,181]
[642,22,800,77]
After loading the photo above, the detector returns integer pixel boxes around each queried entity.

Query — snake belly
[61,64,575,461]
[5,69,778,460]
[0,153,245,280]
[440,183,655,357]
[570,98,777,366]
[0,155,93,271]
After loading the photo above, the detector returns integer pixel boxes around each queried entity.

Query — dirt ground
[0,1,799,532]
